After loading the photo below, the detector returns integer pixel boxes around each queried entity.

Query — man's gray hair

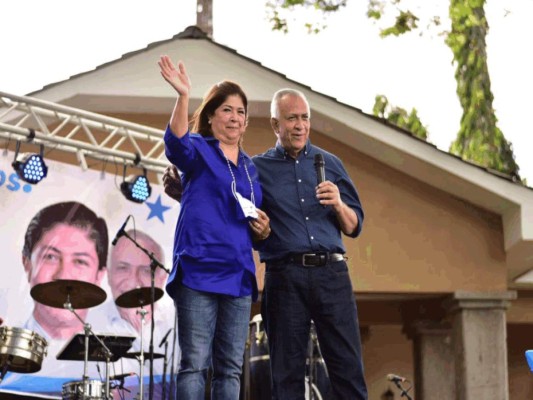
[270,88,311,119]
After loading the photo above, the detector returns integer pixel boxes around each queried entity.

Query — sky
[1,0,532,184]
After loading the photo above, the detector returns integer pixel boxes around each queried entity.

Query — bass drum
[62,380,109,400]
[0,326,48,373]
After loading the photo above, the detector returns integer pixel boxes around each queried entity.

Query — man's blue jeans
[175,282,251,400]
[262,259,368,400]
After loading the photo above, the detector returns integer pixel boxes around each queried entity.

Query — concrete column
[410,321,455,400]
[447,291,516,400]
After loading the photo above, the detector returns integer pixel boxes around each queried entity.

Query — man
[0,201,109,394]
[104,230,178,397]
[107,229,168,335]
[163,89,367,399]
[253,89,367,400]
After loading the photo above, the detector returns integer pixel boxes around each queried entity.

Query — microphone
[110,372,135,381]
[159,328,172,348]
[112,215,131,246]
[387,373,408,383]
[314,153,326,185]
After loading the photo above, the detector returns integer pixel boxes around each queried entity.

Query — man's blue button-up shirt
[252,140,363,262]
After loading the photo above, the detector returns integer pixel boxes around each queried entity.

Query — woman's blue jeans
[175,282,251,400]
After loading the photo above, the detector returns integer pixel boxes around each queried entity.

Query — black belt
[271,252,344,267]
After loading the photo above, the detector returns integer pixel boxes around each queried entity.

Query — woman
[159,55,270,400]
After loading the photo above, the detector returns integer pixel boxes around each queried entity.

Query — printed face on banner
[23,223,105,337]
[109,236,165,298]
[0,152,180,398]
[24,223,103,284]
[108,234,166,332]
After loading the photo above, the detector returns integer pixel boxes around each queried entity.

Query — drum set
[244,314,331,400]
[0,279,166,400]
[0,325,48,378]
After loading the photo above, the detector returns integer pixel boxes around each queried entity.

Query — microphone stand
[307,333,315,400]
[169,311,178,400]
[162,339,169,400]
[112,376,132,395]
[391,380,413,400]
[120,230,169,400]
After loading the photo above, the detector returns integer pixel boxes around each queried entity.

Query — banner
[0,150,180,399]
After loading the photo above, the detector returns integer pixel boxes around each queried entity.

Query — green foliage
[269,9,289,33]
[372,95,428,140]
[367,0,384,20]
[446,0,520,178]
[266,0,346,33]
[380,10,419,37]
[366,1,432,38]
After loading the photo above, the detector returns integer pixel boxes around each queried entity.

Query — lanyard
[224,152,255,206]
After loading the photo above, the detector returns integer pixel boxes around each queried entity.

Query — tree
[266,0,521,180]
[373,95,428,140]
[266,0,347,33]
[446,0,519,178]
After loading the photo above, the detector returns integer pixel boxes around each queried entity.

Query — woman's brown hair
[190,80,248,138]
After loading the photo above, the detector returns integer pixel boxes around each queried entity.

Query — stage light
[120,166,151,203]
[12,142,48,184]
[121,175,151,203]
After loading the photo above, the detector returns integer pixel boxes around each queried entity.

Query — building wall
[318,132,507,293]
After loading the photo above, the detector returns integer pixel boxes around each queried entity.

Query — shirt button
[301,199,305,202]
[305,217,309,220]
[296,160,299,164]
[298,179,302,183]
[310,236,314,240]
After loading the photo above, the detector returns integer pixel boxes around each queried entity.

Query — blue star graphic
[145,194,172,223]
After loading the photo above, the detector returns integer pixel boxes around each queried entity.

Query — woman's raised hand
[158,55,192,97]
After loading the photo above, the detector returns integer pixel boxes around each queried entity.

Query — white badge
[236,192,258,219]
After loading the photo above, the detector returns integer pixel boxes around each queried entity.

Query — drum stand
[242,334,251,400]
[307,329,316,400]
[134,306,148,400]
[64,296,114,400]
[0,358,10,383]
[306,323,326,400]
[118,229,169,400]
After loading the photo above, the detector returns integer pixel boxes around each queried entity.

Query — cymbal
[30,279,107,309]
[123,351,164,360]
[115,287,164,308]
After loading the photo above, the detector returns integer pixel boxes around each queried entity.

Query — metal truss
[0,91,168,174]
